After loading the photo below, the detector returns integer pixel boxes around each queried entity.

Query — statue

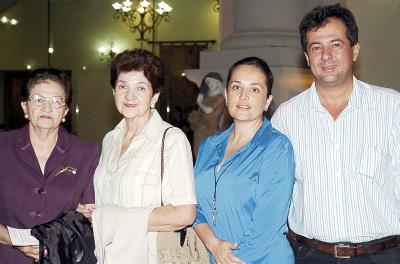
[188,72,231,158]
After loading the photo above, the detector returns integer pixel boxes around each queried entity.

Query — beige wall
[0,0,219,145]
[348,0,400,90]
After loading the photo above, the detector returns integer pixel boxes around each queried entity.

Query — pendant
[212,198,217,226]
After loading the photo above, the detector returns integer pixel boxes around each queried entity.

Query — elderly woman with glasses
[0,68,99,264]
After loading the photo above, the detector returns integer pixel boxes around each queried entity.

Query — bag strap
[160,127,187,247]
[160,127,173,205]
[38,239,45,264]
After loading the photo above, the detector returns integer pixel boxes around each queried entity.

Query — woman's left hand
[17,245,45,262]
[76,203,95,220]
[208,238,245,264]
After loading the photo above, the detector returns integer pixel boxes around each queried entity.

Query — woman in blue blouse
[194,57,295,264]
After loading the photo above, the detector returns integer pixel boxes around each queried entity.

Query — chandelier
[112,0,172,48]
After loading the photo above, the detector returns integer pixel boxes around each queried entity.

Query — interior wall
[0,0,219,145]
[347,0,400,90]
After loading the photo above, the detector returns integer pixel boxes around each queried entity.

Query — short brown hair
[110,49,164,94]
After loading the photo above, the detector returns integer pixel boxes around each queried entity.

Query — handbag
[157,127,210,264]
[31,211,96,264]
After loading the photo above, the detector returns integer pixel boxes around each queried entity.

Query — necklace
[212,154,240,227]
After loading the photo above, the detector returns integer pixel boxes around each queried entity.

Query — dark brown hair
[300,4,359,52]
[21,68,72,107]
[110,49,164,94]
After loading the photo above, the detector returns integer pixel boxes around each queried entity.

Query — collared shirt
[94,110,196,264]
[272,76,400,243]
[0,125,99,264]
[194,119,295,264]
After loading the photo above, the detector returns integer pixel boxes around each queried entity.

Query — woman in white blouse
[93,49,197,264]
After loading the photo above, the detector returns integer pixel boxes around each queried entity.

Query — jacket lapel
[14,125,43,178]
[44,126,70,179]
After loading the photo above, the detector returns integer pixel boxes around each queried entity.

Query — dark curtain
[158,44,208,143]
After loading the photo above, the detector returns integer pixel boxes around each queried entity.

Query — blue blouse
[194,119,295,264]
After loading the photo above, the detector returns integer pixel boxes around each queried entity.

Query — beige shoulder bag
[157,127,209,264]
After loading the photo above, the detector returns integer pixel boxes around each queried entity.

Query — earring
[62,117,66,123]
[24,114,28,119]
[150,104,155,109]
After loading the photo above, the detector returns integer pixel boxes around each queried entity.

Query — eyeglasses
[28,94,66,109]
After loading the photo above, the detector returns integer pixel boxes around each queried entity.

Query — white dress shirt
[94,110,197,263]
[272,77,400,243]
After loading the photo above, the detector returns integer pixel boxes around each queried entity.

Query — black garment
[292,240,400,264]
[31,211,96,264]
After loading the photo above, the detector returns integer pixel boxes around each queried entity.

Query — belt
[289,231,400,258]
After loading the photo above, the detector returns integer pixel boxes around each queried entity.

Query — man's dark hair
[299,3,359,52]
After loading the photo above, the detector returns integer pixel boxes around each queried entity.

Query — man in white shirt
[272,4,400,263]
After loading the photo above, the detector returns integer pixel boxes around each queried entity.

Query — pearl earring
[62,118,66,123]
[24,114,28,119]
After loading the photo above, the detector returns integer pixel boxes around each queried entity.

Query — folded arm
[148,204,195,232]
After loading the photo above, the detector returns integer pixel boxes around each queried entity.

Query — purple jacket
[0,125,99,264]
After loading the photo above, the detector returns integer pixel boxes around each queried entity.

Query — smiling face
[21,80,69,130]
[113,70,159,123]
[225,65,272,123]
[304,18,360,89]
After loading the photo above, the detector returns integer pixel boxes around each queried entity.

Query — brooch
[55,166,78,176]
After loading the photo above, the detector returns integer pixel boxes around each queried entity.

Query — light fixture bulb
[158,1,172,13]
[26,64,32,70]
[75,105,80,114]
[163,4,172,12]
[112,2,122,10]
[1,16,8,24]
[82,66,87,71]
[48,47,54,54]
[140,0,150,8]
[121,6,131,12]
[98,46,107,54]
[137,6,145,14]
[111,47,119,54]
[122,0,133,7]
[155,8,164,15]
[10,18,18,25]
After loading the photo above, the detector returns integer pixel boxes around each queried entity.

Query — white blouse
[94,110,196,263]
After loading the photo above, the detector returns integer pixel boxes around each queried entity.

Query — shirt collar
[115,110,164,140]
[211,118,274,157]
[15,124,70,153]
[306,76,367,113]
